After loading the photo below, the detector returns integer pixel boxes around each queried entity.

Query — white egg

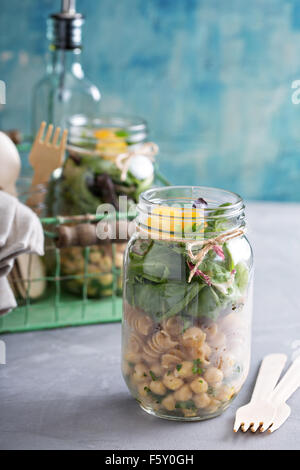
[128,154,154,181]
[0,131,21,196]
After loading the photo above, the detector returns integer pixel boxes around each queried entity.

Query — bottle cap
[48,0,84,50]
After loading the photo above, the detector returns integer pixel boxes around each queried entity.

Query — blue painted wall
[1,0,300,201]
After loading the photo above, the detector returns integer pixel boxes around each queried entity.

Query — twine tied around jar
[186,227,246,283]
[116,142,159,181]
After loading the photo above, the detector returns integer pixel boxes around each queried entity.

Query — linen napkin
[0,191,44,315]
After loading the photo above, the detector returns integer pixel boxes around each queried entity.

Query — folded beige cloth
[0,191,44,315]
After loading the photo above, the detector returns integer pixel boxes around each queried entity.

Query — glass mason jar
[46,114,154,298]
[122,186,253,421]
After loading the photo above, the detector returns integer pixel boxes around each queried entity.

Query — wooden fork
[16,122,68,299]
[234,353,287,433]
[26,121,68,213]
[259,356,300,433]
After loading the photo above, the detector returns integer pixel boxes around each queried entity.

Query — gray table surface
[1,202,300,450]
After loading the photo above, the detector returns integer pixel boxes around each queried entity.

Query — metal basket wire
[0,145,169,333]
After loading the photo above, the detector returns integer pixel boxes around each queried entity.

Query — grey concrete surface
[0,202,300,450]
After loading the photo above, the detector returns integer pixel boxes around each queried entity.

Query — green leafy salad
[47,150,153,216]
[125,205,249,324]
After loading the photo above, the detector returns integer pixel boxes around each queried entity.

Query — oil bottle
[32,0,101,135]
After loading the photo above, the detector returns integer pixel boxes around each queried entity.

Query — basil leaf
[164,282,203,318]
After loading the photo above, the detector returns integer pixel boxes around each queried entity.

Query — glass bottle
[122,186,253,421]
[32,0,101,136]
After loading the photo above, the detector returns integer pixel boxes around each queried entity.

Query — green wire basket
[0,152,169,334]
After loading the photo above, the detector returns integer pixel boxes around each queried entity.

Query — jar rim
[140,185,243,210]
[137,185,246,239]
[69,113,148,132]
[68,113,148,149]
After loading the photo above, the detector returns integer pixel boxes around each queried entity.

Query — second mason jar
[122,186,253,420]
[46,114,154,298]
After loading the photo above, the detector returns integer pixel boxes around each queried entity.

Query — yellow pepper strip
[94,128,128,160]
[146,206,206,239]
[94,128,119,141]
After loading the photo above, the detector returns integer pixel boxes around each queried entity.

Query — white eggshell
[0,131,21,195]
[128,155,154,180]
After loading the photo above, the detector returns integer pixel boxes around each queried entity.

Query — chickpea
[174,361,194,379]
[101,255,113,271]
[174,384,193,402]
[193,393,211,409]
[206,398,221,413]
[132,363,149,383]
[149,363,163,377]
[74,258,85,271]
[183,409,197,418]
[124,350,141,364]
[187,346,198,360]
[88,264,101,274]
[162,373,184,391]
[90,252,102,264]
[202,343,212,361]
[215,384,234,402]
[62,259,76,273]
[99,274,113,286]
[188,343,211,364]
[190,377,208,394]
[114,252,124,269]
[150,380,167,396]
[161,394,176,411]
[137,382,151,398]
[204,367,224,386]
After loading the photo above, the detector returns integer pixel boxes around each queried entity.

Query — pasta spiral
[145,330,178,356]
[161,316,184,338]
[124,303,153,336]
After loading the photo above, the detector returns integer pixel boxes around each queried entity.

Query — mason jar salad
[122,186,253,421]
